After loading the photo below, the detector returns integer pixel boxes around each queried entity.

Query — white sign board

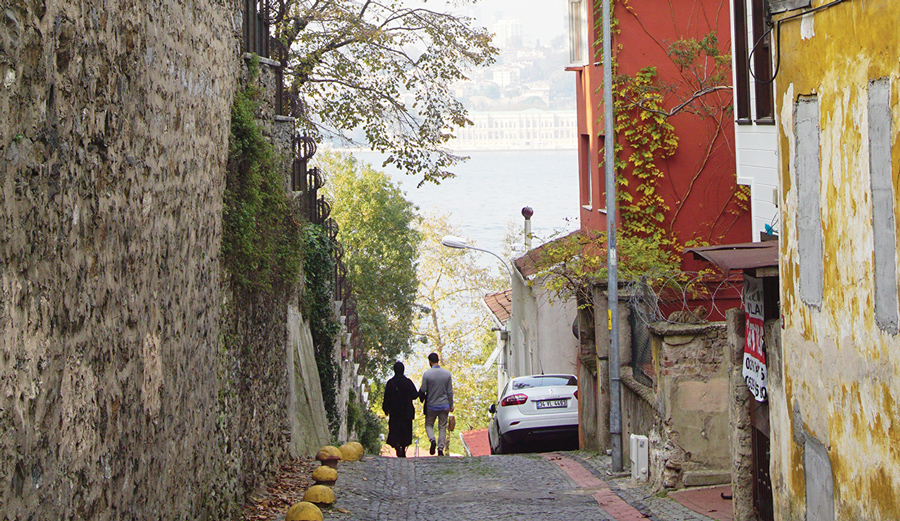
[743,275,768,402]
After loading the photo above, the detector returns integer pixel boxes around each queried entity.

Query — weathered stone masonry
[0,0,260,517]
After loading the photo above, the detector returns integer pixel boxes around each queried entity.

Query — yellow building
[772,0,900,519]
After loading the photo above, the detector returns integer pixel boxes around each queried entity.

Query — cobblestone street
[314,452,724,521]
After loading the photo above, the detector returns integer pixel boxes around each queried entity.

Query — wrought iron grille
[242,0,270,57]
[290,134,364,368]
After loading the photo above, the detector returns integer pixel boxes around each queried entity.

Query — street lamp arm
[440,235,514,280]
[465,245,515,281]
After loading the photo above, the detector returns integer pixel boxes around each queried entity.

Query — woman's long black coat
[382,374,419,448]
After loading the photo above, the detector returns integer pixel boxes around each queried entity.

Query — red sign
[743,276,767,402]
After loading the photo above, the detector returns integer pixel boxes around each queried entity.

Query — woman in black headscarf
[382,361,419,457]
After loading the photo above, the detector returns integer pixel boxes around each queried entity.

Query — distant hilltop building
[494,19,524,48]
[451,109,577,151]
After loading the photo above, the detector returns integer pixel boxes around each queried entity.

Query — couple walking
[381,352,454,457]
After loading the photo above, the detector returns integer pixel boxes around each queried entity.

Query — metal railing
[291,133,364,368]
[242,0,270,57]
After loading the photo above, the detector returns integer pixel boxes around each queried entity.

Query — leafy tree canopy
[273,0,498,185]
[318,151,422,378]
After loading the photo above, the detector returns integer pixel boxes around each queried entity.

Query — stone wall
[620,322,732,490]
[725,308,755,521]
[0,1,325,517]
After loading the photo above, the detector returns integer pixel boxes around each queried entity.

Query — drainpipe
[603,0,623,472]
[522,207,533,250]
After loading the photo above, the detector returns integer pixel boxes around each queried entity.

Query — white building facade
[452,109,577,151]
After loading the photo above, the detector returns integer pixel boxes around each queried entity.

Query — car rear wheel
[497,435,511,455]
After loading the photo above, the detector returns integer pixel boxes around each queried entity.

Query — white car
[488,374,579,454]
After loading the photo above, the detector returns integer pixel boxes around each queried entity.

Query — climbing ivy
[224,87,303,294]
[614,66,679,245]
[347,389,384,455]
[532,2,751,302]
[301,224,342,439]
[593,0,748,247]
[224,84,343,440]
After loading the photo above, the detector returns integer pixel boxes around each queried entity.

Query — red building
[568,0,751,251]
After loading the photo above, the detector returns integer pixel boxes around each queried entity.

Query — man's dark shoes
[429,439,436,455]
[438,449,444,456]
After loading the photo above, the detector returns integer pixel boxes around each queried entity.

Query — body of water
[347,149,580,262]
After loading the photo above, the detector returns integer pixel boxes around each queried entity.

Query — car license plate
[536,399,567,409]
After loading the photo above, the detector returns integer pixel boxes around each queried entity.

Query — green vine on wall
[534,2,752,304]
[224,86,303,294]
[614,67,679,245]
[347,389,384,455]
[225,79,343,440]
[301,224,342,439]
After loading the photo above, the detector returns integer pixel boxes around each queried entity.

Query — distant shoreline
[327,147,577,154]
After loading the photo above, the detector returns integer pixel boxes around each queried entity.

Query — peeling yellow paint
[774,1,900,518]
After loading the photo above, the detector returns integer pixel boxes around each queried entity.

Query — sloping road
[322,453,718,521]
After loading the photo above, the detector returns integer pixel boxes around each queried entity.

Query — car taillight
[501,393,528,406]
[574,389,578,400]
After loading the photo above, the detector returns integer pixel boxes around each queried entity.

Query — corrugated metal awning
[684,240,778,277]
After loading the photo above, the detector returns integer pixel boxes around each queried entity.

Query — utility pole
[603,0,623,472]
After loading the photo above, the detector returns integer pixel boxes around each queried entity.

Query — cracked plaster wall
[773,1,900,519]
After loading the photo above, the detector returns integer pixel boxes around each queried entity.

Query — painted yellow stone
[302,484,336,507]
[285,501,323,521]
[339,443,362,461]
[348,441,365,458]
[315,445,342,468]
[311,465,337,484]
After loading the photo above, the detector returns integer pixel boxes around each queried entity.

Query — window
[732,0,774,123]
[568,0,589,66]
[868,79,898,333]
[751,0,774,121]
[512,375,577,389]
[580,134,592,208]
[732,0,751,122]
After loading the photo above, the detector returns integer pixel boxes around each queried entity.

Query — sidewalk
[459,428,490,457]
[561,451,733,521]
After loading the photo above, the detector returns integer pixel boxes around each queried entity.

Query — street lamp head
[441,235,470,249]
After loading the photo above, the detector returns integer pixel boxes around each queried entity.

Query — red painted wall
[575,0,750,250]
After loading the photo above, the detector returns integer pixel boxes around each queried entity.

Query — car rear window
[511,375,577,389]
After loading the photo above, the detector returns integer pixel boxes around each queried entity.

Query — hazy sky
[466,0,567,47]
[403,0,568,48]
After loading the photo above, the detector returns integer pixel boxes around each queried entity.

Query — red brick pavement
[460,428,491,457]
[543,454,649,520]
[669,485,733,521]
